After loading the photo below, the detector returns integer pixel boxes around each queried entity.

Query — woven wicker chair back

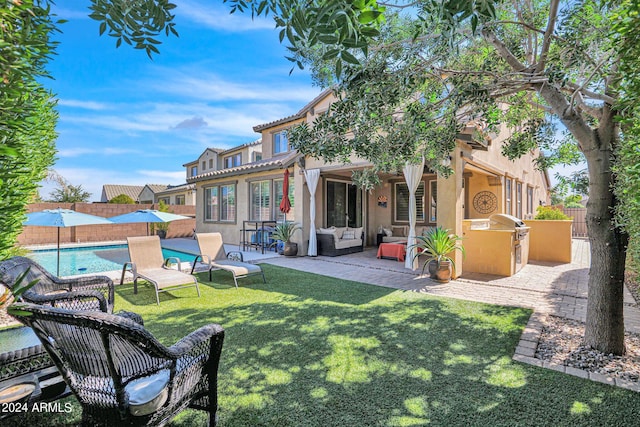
[195,233,227,261]
[0,256,63,294]
[127,236,165,271]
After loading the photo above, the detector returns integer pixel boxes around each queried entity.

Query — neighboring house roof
[183,148,221,167]
[143,184,170,194]
[155,183,196,196]
[101,185,144,202]
[253,88,334,132]
[187,151,299,183]
[218,138,262,156]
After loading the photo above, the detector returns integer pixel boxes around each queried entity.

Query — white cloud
[58,99,110,110]
[177,0,275,31]
[138,170,186,182]
[57,147,143,158]
[149,68,321,103]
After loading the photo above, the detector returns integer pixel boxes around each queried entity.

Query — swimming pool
[27,244,198,277]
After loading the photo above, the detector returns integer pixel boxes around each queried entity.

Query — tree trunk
[583,142,628,355]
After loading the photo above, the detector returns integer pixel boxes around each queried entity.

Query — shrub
[109,194,135,204]
[534,205,572,220]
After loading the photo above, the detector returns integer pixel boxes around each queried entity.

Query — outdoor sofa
[380,225,435,243]
[316,227,364,256]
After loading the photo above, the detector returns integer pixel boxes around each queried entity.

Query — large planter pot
[283,242,298,257]
[156,230,167,239]
[428,260,452,283]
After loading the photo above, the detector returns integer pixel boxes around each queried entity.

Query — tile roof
[218,138,262,155]
[101,185,144,202]
[155,183,196,195]
[252,88,334,132]
[144,184,170,193]
[187,151,299,183]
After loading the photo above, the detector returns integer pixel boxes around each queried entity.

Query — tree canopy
[226,0,634,354]
[0,1,59,259]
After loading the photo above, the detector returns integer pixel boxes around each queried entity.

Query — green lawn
[14,264,640,426]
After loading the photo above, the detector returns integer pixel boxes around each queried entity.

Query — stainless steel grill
[489,214,530,272]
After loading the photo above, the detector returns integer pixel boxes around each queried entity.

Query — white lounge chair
[122,235,200,305]
[191,232,266,288]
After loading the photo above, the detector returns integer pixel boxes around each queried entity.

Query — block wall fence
[17,203,196,246]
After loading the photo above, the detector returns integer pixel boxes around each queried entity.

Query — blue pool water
[27,244,198,277]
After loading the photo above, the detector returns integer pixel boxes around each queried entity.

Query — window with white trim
[505,178,512,214]
[224,153,241,169]
[275,178,295,221]
[527,186,533,216]
[516,182,523,219]
[175,195,185,205]
[394,181,425,223]
[429,180,437,223]
[204,184,236,222]
[273,131,288,154]
[190,166,198,177]
[250,180,271,221]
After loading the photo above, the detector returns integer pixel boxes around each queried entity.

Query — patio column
[437,151,464,278]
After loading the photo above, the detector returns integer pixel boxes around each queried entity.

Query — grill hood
[489,214,526,229]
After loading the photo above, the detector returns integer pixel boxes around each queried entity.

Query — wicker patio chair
[11,302,225,427]
[190,232,266,288]
[0,256,117,313]
[122,236,200,305]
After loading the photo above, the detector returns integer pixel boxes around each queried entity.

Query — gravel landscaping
[535,316,640,383]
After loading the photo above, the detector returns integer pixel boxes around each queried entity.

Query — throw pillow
[391,226,405,237]
[342,230,356,240]
[349,227,363,239]
[383,228,392,237]
[318,228,334,234]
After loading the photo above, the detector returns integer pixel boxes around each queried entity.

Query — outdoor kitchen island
[461,214,531,277]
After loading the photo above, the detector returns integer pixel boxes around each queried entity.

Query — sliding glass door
[326,180,362,228]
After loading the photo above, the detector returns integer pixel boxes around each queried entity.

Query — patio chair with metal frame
[11,302,224,427]
[122,236,200,305]
[190,232,266,288]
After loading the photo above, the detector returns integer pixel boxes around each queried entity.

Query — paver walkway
[263,238,640,392]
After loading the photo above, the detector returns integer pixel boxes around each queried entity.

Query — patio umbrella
[279,169,292,220]
[23,208,113,276]
[108,209,190,236]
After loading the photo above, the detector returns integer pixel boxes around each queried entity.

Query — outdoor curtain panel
[304,168,320,256]
[403,158,425,270]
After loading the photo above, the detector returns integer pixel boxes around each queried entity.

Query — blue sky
[41,2,576,202]
[42,1,321,201]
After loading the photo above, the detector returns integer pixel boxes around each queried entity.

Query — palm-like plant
[411,226,465,279]
[271,221,301,243]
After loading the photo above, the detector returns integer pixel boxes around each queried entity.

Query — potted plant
[411,226,465,282]
[271,221,301,256]
[154,201,170,239]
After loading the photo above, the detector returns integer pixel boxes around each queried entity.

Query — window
[224,153,241,169]
[429,180,437,223]
[201,161,206,171]
[275,178,295,221]
[209,159,214,169]
[527,186,533,216]
[505,178,512,214]
[204,184,236,222]
[253,152,262,162]
[394,181,425,223]
[250,180,271,220]
[274,131,288,154]
[190,166,198,177]
[175,195,185,205]
[158,197,170,205]
[516,182,523,219]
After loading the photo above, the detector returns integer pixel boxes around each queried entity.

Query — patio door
[326,179,363,228]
